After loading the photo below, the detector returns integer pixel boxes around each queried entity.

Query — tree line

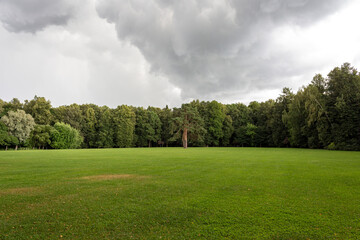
[1,63,359,151]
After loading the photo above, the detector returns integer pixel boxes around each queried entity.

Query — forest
[1,63,360,151]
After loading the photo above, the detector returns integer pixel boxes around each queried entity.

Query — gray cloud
[0,0,358,108]
[0,0,79,33]
[96,0,350,99]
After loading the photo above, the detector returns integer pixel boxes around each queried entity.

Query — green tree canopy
[171,103,206,148]
[24,96,52,125]
[50,122,83,149]
[1,109,35,149]
[113,105,136,148]
[29,125,53,149]
[0,122,19,150]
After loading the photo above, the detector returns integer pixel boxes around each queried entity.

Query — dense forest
[1,63,360,151]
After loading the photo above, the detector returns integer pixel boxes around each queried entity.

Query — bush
[326,142,336,150]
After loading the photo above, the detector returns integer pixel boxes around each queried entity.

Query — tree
[170,103,206,148]
[245,123,257,147]
[220,115,234,146]
[204,101,225,146]
[270,88,293,147]
[1,110,35,150]
[0,122,19,150]
[113,105,136,148]
[24,96,52,125]
[283,89,308,148]
[325,63,360,150]
[51,104,83,130]
[249,101,270,147]
[0,99,4,117]
[134,107,148,147]
[50,122,83,149]
[96,106,114,148]
[159,105,172,147]
[146,108,162,147]
[134,108,162,147]
[226,103,252,146]
[82,106,98,148]
[29,125,53,149]
[304,74,328,148]
[1,98,23,117]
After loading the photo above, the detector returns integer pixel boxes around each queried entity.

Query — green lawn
[0,148,359,239]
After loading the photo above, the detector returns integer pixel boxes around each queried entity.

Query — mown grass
[0,148,359,239]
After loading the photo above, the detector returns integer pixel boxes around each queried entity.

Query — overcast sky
[0,0,359,108]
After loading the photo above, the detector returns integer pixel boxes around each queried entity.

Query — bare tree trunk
[182,128,188,148]
[5,146,8,151]
[15,145,18,151]
[148,141,151,148]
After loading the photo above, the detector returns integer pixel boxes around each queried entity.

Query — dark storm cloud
[0,0,78,33]
[96,0,350,99]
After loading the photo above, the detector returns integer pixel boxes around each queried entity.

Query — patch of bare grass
[0,187,42,196]
[79,174,150,181]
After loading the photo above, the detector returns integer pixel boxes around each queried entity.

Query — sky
[0,0,359,108]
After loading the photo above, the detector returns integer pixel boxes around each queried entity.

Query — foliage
[159,105,172,147]
[96,106,114,148]
[170,103,206,148]
[82,106,98,148]
[0,122,19,149]
[204,101,225,146]
[0,110,35,147]
[29,125,53,149]
[113,105,136,148]
[134,107,162,147]
[50,122,83,149]
[24,96,52,125]
[1,63,360,150]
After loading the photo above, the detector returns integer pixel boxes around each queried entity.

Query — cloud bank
[0,0,80,33]
[0,0,359,107]
[95,0,350,99]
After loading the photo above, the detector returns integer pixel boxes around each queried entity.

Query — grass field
[0,148,360,239]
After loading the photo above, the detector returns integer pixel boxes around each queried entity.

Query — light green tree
[50,122,83,149]
[1,110,35,150]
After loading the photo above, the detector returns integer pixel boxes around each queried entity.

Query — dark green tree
[51,104,83,130]
[270,88,293,147]
[113,105,136,148]
[220,115,234,146]
[159,105,173,147]
[226,103,252,146]
[326,63,360,150]
[96,106,114,148]
[24,96,52,125]
[1,98,23,117]
[82,106,98,148]
[29,125,53,149]
[204,101,225,146]
[0,122,19,150]
[170,103,206,148]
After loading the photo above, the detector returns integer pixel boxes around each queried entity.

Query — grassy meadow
[0,148,360,239]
